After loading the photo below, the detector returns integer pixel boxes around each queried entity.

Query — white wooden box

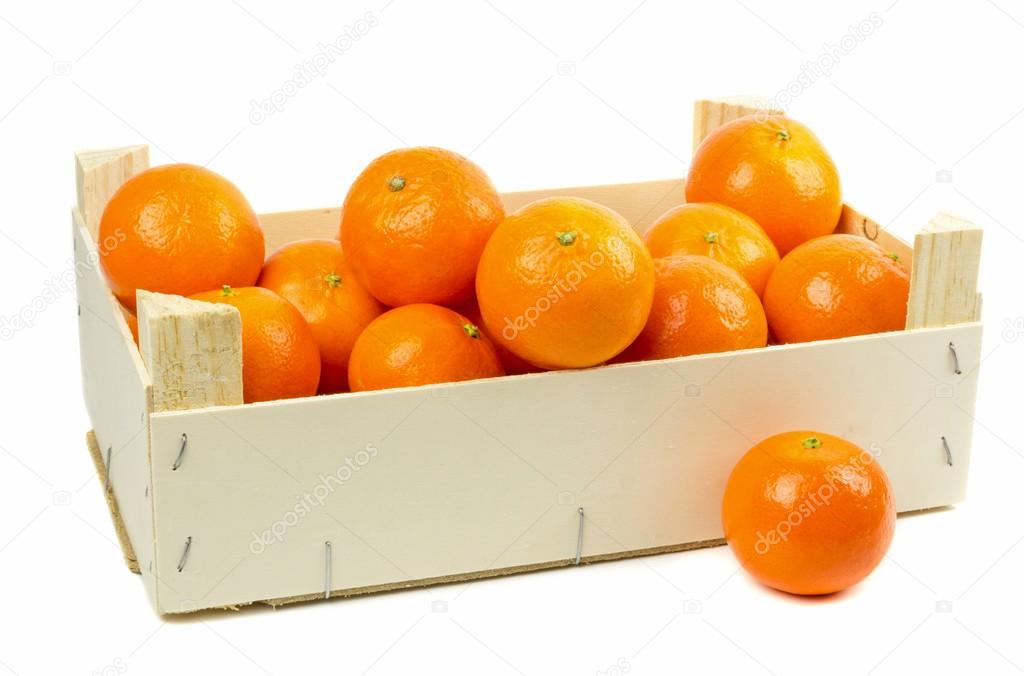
[76,99,983,615]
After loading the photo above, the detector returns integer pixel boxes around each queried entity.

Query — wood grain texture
[75,145,149,239]
[147,322,980,614]
[137,290,243,412]
[692,96,783,150]
[906,212,983,329]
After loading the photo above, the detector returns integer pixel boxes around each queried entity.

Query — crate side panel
[74,215,158,608]
[149,323,980,612]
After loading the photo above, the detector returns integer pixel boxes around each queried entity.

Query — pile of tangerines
[98,113,904,596]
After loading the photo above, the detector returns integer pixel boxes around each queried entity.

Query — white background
[1,0,1022,674]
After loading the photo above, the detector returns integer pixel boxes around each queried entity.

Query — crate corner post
[137,290,244,413]
[74,145,150,238]
[906,212,983,330]
[691,96,783,152]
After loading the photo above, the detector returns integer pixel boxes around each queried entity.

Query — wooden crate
[75,98,983,615]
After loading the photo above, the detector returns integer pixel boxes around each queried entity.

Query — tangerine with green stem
[258,239,383,394]
[721,430,895,595]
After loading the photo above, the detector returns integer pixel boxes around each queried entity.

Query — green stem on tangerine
[221,285,238,297]
[887,252,901,262]
[556,230,578,246]
[325,272,342,288]
[801,436,823,449]
[777,129,791,142]
[463,323,481,339]
[704,232,719,244]
[388,175,406,192]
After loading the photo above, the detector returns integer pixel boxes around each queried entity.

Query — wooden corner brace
[906,212,983,329]
[75,146,149,239]
[136,290,244,412]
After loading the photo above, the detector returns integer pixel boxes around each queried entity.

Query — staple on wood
[86,431,140,574]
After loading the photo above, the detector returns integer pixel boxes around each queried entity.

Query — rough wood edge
[75,145,149,240]
[906,211,983,329]
[692,96,783,151]
[137,290,244,412]
[86,430,140,574]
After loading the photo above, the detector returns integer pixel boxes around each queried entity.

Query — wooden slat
[906,212,983,329]
[148,322,981,613]
[692,96,783,151]
[137,290,243,412]
[75,145,149,239]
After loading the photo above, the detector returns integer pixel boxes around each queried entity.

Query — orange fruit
[721,431,895,595]
[339,147,504,307]
[191,286,320,403]
[99,164,265,311]
[258,239,383,394]
[452,299,541,376]
[348,304,504,391]
[764,234,910,343]
[644,203,779,297]
[686,115,842,255]
[615,255,766,362]
[476,197,655,369]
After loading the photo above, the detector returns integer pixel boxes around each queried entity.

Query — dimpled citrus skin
[644,203,779,297]
[99,164,265,311]
[686,115,842,256]
[258,239,383,394]
[763,234,910,344]
[721,431,896,596]
[191,286,320,403]
[475,197,655,370]
[339,147,504,307]
[614,255,767,362]
[348,304,504,392]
